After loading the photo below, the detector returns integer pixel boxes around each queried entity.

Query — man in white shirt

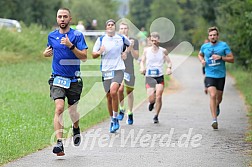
[92,19,130,132]
[140,32,172,123]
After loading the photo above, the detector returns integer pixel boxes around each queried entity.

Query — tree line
[0,0,251,70]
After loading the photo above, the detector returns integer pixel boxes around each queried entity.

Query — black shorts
[205,77,225,91]
[48,77,83,105]
[145,75,164,88]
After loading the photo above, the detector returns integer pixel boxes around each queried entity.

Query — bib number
[208,57,220,66]
[102,71,114,80]
[53,76,71,89]
[124,72,130,82]
[148,69,159,76]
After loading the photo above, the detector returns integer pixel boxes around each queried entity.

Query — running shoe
[149,102,155,111]
[117,110,125,121]
[53,140,65,156]
[216,105,220,117]
[112,118,120,131]
[73,126,81,146]
[127,114,133,125]
[109,122,115,133]
[153,115,159,124]
[211,121,218,129]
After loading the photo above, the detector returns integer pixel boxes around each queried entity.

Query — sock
[110,116,113,122]
[113,111,118,118]
[127,110,133,115]
[119,105,125,111]
[213,118,217,122]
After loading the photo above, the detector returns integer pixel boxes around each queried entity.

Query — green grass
[227,65,252,141]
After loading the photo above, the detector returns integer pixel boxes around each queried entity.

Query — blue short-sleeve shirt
[47,28,88,77]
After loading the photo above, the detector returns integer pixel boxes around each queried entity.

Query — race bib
[148,69,159,76]
[208,57,220,66]
[102,71,114,80]
[53,76,71,89]
[124,72,130,82]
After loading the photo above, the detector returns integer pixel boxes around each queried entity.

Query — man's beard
[211,39,217,44]
[59,23,68,29]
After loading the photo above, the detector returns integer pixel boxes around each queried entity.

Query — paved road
[3,56,251,167]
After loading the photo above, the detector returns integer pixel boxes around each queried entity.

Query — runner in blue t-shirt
[198,26,234,130]
[43,8,88,156]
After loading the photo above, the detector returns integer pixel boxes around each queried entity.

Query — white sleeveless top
[145,47,165,77]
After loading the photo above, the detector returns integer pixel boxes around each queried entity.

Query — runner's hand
[140,68,146,75]
[61,34,72,47]
[121,52,127,60]
[166,67,172,75]
[43,46,53,57]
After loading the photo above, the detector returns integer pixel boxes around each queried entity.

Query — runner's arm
[140,49,146,75]
[127,39,139,60]
[222,52,234,63]
[198,52,206,66]
[163,49,172,75]
[71,47,87,62]
[43,46,53,57]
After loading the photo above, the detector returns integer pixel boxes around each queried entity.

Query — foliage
[176,0,198,43]
[127,0,153,29]
[0,0,62,28]
[64,0,120,30]
[216,0,252,70]
[147,0,184,42]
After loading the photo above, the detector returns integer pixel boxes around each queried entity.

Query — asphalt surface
[3,56,251,167]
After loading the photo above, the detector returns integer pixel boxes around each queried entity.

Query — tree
[0,0,62,28]
[68,0,119,30]
[177,0,198,42]
[216,0,252,69]
[147,0,184,43]
[127,0,153,29]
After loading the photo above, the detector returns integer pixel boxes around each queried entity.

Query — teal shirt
[200,41,231,78]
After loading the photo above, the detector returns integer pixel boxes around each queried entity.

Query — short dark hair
[106,19,116,26]
[208,26,219,35]
[58,8,71,16]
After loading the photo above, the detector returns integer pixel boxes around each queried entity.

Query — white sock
[113,111,118,118]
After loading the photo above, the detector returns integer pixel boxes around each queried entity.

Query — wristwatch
[70,44,75,50]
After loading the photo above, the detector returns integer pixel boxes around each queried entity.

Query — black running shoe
[149,103,155,111]
[127,114,133,125]
[211,121,218,130]
[53,140,65,156]
[73,126,81,146]
[153,115,159,124]
[216,105,220,117]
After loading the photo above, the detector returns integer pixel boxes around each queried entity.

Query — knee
[55,106,64,115]
[110,89,118,98]
[118,87,124,95]
[156,94,162,101]
[209,93,217,100]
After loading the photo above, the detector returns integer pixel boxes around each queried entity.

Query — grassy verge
[227,65,252,141]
